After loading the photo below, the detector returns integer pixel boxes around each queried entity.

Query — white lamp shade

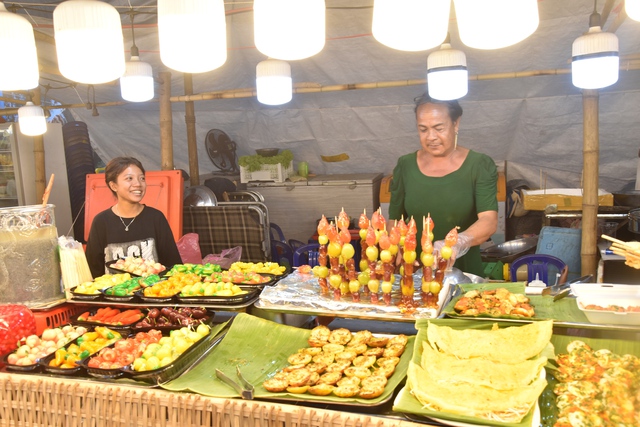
[372,0,450,51]
[256,59,292,105]
[18,102,47,136]
[254,0,325,60]
[53,0,125,84]
[0,3,39,90]
[158,0,227,73]
[120,57,154,102]
[572,27,619,89]
[427,44,468,100]
[454,0,539,49]
[627,0,640,21]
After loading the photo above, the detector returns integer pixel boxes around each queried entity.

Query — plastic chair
[270,222,286,243]
[510,254,568,285]
[293,243,320,267]
[288,239,306,252]
[271,239,293,267]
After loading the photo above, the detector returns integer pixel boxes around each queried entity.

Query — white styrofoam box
[570,283,640,298]
[576,295,640,326]
[249,173,383,243]
[240,162,293,183]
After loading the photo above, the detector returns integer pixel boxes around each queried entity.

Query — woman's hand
[433,232,473,264]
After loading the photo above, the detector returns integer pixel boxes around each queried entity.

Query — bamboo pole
[183,73,199,186]
[32,90,46,203]
[581,89,599,277]
[159,71,174,171]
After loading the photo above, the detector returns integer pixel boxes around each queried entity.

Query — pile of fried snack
[262,325,408,399]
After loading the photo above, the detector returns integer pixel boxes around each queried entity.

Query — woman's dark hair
[414,93,463,122]
[105,157,145,196]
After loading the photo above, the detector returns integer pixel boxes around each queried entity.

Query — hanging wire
[128,10,139,57]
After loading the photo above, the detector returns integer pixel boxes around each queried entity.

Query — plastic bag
[177,233,203,264]
[59,236,94,297]
[202,246,243,270]
[0,304,37,367]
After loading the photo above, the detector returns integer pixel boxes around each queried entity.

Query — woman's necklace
[114,206,139,232]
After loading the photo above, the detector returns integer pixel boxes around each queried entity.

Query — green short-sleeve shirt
[389,150,498,276]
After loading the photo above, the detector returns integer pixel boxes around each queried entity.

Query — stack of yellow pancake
[407,320,553,424]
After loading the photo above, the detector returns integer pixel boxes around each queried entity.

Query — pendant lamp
[18,102,47,136]
[571,8,618,90]
[254,0,325,60]
[158,0,227,73]
[0,3,39,90]
[256,59,292,106]
[120,14,154,102]
[427,38,468,101]
[372,0,450,52]
[53,0,125,84]
[626,0,640,22]
[454,0,539,49]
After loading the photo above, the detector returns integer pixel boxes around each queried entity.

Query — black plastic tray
[176,287,260,305]
[122,321,230,385]
[38,328,123,376]
[129,307,215,332]
[69,286,104,301]
[70,309,142,335]
[2,352,42,373]
[134,288,180,304]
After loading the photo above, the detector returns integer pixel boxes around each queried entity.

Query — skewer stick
[42,174,54,206]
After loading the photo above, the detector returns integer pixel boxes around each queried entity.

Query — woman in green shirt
[389,93,498,276]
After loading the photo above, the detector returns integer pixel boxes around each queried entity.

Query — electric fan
[205,129,239,174]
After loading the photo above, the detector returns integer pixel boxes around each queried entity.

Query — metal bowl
[480,236,539,263]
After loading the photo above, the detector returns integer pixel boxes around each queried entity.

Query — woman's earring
[454,132,458,150]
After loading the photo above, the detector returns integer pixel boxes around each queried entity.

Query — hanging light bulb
[372,0,450,52]
[571,7,619,89]
[254,0,325,60]
[256,59,292,106]
[18,102,47,136]
[158,0,227,73]
[0,3,39,90]
[427,37,468,100]
[454,0,539,49]
[627,0,640,21]
[120,13,154,102]
[53,0,125,84]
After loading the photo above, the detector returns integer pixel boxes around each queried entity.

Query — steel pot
[628,208,640,234]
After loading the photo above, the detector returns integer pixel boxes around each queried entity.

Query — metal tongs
[542,274,593,301]
[216,366,254,400]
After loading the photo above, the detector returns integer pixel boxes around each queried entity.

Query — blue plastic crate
[536,226,582,281]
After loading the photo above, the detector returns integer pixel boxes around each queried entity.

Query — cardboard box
[522,188,613,211]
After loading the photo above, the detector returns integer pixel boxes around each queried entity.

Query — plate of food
[161,313,414,406]
[393,318,553,427]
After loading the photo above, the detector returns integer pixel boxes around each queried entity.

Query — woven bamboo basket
[0,372,419,427]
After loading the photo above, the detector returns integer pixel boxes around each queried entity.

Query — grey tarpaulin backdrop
[5,0,640,191]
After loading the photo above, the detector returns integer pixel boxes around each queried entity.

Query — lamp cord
[129,11,139,57]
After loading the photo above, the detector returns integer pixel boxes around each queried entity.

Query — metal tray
[480,236,539,263]
[176,287,260,305]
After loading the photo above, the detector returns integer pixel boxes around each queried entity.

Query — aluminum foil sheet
[254,270,456,322]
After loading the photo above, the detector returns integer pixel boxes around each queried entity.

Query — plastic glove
[433,232,474,262]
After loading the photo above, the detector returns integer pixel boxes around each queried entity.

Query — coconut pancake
[420,341,547,390]
[426,320,553,364]
[407,362,547,423]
